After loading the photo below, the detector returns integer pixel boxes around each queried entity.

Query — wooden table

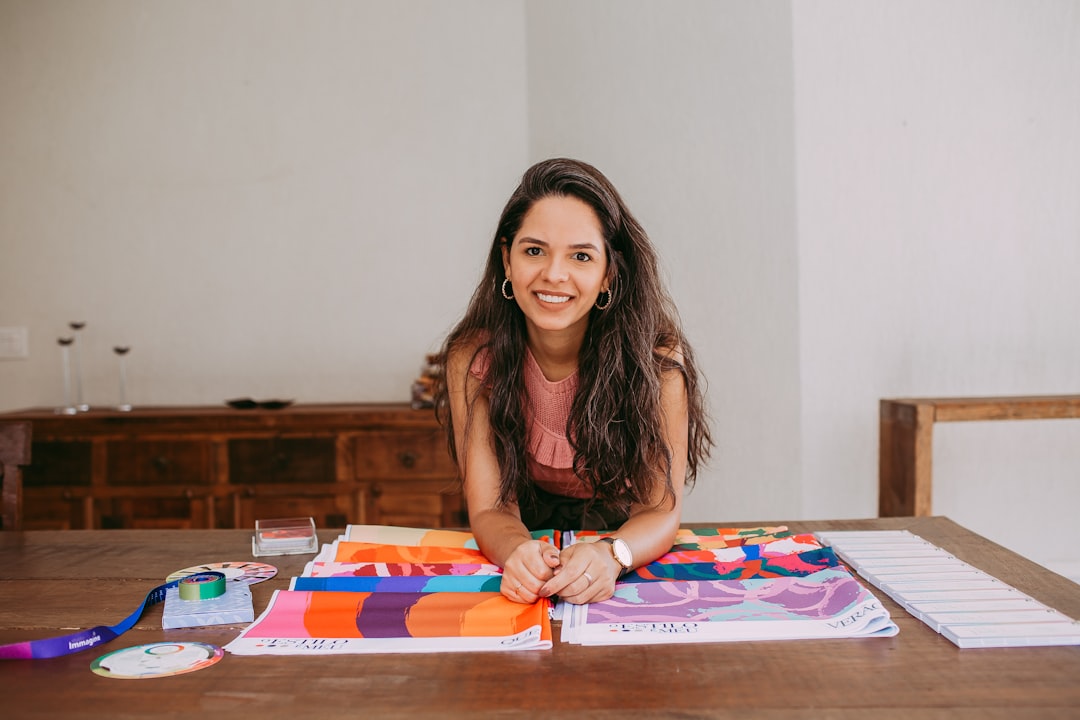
[2,518,1078,719]
[879,395,1080,517]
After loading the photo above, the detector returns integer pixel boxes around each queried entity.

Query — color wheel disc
[166,561,277,585]
[91,642,223,679]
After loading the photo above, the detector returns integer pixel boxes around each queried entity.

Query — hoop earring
[501,278,514,300]
[595,275,616,310]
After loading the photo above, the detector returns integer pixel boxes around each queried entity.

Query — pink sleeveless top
[471,347,591,499]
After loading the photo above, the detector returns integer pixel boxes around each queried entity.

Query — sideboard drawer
[228,437,336,484]
[353,430,454,479]
[233,489,352,530]
[24,441,92,487]
[105,440,214,486]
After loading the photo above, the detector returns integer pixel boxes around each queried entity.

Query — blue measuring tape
[0,572,226,660]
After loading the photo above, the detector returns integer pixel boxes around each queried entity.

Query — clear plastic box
[252,516,318,557]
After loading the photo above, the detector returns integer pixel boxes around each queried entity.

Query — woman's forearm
[608,503,682,572]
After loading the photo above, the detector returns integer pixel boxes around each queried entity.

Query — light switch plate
[0,326,29,359]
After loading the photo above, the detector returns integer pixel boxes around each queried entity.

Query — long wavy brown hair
[434,158,712,517]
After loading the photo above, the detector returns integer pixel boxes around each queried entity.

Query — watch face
[611,538,633,568]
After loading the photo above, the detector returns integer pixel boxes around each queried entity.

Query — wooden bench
[878,395,1080,517]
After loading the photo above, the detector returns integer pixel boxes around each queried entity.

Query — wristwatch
[600,536,633,575]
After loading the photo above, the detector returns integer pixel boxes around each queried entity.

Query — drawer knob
[398,451,418,469]
[371,484,383,498]
[153,456,172,471]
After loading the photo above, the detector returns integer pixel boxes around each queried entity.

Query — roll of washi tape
[166,561,277,586]
[177,571,227,601]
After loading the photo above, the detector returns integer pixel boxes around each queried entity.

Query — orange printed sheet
[343,525,558,549]
[224,590,551,655]
[330,542,493,565]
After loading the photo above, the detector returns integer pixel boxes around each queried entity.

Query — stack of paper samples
[225,524,898,655]
[225,526,554,655]
[561,527,898,645]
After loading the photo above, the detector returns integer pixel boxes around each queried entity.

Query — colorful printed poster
[561,567,898,645]
[343,525,558,549]
[625,547,841,583]
[325,542,495,565]
[668,533,823,556]
[303,560,503,578]
[344,525,482,547]
[573,527,794,550]
[290,575,503,593]
[672,526,792,546]
[564,529,831,583]
[630,544,825,569]
[320,529,555,566]
[224,590,551,655]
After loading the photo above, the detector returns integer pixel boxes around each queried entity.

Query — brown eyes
[521,247,593,262]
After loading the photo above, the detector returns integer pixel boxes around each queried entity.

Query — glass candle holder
[56,337,78,415]
[113,346,132,412]
[69,322,89,411]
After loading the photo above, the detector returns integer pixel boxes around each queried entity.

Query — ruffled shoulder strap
[468,345,491,383]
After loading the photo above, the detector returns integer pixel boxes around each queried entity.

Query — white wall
[525,1,803,521]
[0,0,528,408]
[2,1,1078,580]
[793,1,1080,578]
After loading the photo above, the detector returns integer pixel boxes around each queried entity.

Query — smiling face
[502,194,610,346]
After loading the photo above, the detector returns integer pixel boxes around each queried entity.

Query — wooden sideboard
[0,404,465,531]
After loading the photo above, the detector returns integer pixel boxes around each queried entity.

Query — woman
[435,158,712,604]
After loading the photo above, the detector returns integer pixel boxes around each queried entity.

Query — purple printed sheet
[562,567,898,645]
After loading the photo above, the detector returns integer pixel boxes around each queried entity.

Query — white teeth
[537,293,570,304]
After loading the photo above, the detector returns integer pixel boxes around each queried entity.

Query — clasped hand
[500,539,620,605]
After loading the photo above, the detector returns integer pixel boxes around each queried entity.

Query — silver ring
[583,572,594,584]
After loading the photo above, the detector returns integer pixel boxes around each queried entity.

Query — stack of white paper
[815,530,1080,649]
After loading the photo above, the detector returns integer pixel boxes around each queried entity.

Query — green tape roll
[178,571,227,601]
